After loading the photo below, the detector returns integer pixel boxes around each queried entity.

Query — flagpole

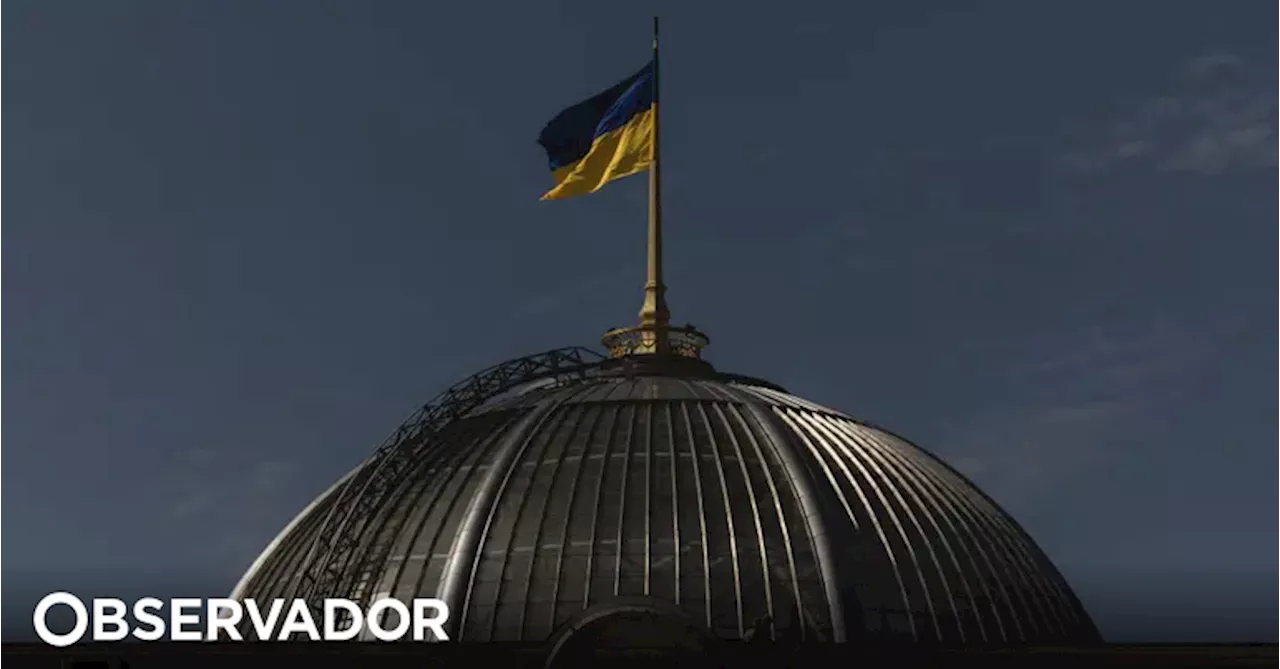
[639,15,671,353]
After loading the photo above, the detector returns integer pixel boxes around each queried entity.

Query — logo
[33,592,450,646]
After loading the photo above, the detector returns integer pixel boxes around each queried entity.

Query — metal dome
[231,350,1100,645]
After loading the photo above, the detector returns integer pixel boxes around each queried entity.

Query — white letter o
[33,592,88,647]
[366,598,410,642]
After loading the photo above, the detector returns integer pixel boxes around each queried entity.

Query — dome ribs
[445,404,568,640]
[288,348,604,618]
[814,414,959,642]
[578,403,627,613]
[675,402,714,629]
[380,413,522,638]
[658,402,681,608]
[712,402,777,638]
[775,408,919,640]
[739,399,845,642]
[846,424,992,643]
[884,433,1039,642]
[692,402,746,638]
[344,414,511,636]
[725,403,805,642]
[804,412,940,640]
[608,404,638,602]
[891,431,1023,642]
[236,370,1103,646]
[542,404,609,635]
[513,403,604,640]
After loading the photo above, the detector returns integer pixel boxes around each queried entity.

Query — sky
[4,0,1276,643]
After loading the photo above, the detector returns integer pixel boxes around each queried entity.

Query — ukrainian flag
[537,61,655,200]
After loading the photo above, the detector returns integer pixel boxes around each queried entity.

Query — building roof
[232,360,1100,644]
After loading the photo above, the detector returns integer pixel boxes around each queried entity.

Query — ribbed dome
[232,358,1099,645]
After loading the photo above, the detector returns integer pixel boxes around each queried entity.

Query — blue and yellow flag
[537,61,655,200]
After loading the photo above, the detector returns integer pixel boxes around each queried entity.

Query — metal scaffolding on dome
[289,346,608,614]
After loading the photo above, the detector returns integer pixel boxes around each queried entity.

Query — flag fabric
[537,61,655,200]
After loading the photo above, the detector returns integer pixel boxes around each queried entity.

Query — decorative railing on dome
[288,346,606,617]
[601,323,710,359]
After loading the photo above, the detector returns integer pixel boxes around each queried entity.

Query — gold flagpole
[605,16,708,361]
[638,15,670,354]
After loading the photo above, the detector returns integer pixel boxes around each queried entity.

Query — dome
[231,351,1100,645]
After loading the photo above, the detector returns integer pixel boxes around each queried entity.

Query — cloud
[1060,53,1277,176]
[939,316,1244,506]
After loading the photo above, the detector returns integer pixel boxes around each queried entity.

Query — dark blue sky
[4,0,1275,642]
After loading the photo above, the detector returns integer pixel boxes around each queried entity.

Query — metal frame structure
[289,347,607,613]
